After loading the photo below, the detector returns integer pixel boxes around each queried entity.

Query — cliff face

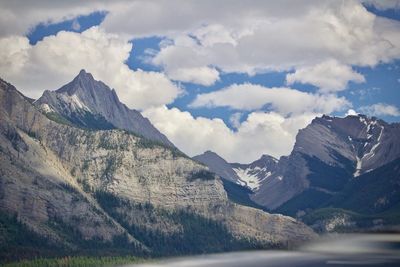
[0,78,315,258]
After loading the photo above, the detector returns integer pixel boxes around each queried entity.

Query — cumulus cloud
[190,83,350,115]
[2,1,400,81]
[286,59,365,93]
[143,106,317,162]
[359,103,400,116]
[1,1,400,87]
[150,1,400,84]
[166,66,219,86]
[0,27,182,109]
[0,1,108,37]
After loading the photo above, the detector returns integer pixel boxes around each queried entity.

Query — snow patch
[354,156,362,177]
[359,116,367,125]
[233,168,263,191]
[363,126,384,161]
[40,103,54,113]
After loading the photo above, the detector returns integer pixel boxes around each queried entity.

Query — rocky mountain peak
[57,69,96,96]
[35,70,175,147]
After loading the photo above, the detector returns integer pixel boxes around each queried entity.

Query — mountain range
[0,72,315,262]
[194,115,400,232]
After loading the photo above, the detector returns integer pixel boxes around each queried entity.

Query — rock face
[193,151,241,183]
[252,114,400,213]
[35,70,174,147]
[0,78,315,259]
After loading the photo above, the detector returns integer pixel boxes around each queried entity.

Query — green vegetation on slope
[4,256,143,267]
[303,151,353,192]
[301,206,400,232]
[221,179,268,211]
[0,212,53,262]
[187,169,215,181]
[275,157,400,231]
[94,191,266,257]
[275,188,332,217]
[44,112,73,126]
[327,158,400,214]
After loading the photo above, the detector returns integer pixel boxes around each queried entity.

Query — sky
[0,0,399,163]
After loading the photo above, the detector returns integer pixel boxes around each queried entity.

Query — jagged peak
[76,69,94,80]
[195,150,227,161]
[311,113,379,127]
[56,70,98,95]
[203,150,218,155]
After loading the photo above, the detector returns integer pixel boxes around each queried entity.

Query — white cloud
[345,109,359,116]
[190,83,350,115]
[150,1,400,83]
[0,27,182,110]
[0,1,107,37]
[359,103,400,116]
[286,59,365,93]
[1,1,400,87]
[229,112,242,129]
[166,66,219,86]
[143,106,317,162]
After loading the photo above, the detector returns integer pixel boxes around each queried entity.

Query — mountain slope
[0,78,315,261]
[301,157,400,232]
[193,151,241,182]
[231,155,279,191]
[193,151,274,210]
[253,114,400,211]
[328,157,400,214]
[35,70,174,147]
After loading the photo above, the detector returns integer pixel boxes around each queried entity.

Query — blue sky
[1,1,400,162]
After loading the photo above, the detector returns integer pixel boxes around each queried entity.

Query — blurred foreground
[124,234,400,267]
